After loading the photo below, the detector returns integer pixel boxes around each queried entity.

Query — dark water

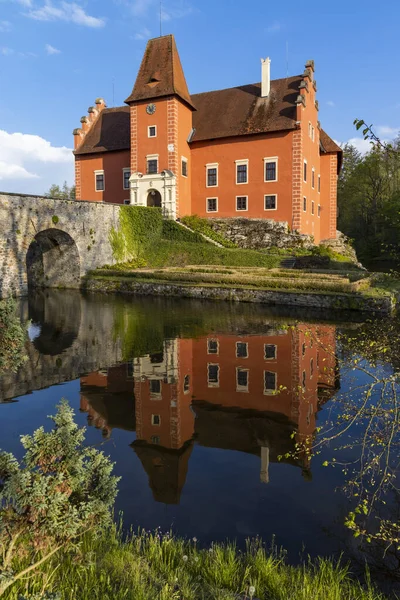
[1,291,399,591]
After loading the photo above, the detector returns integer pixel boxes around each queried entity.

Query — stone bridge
[0,192,121,298]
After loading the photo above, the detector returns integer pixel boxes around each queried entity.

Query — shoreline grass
[3,527,388,600]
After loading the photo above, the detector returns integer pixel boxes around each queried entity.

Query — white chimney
[261,57,271,97]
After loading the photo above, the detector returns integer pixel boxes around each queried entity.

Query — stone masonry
[0,192,121,298]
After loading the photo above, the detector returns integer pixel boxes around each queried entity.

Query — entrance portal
[146,189,162,208]
[26,229,80,290]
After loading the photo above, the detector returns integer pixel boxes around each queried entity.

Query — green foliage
[46,182,75,200]
[0,400,119,596]
[1,528,387,600]
[51,216,59,225]
[181,215,237,248]
[161,220,205,244]
[109,206,162,263]
[0,299,27,374]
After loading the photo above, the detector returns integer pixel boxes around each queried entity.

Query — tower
[124,35,195,219]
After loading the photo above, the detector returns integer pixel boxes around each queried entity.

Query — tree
[0,400,119,596]
[45,182,75,200]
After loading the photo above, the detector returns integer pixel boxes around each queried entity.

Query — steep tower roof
[125,34,195,110]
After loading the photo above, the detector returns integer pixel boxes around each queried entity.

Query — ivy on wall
[109,206,163,263]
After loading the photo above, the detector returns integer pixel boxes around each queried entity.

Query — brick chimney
[261,57,271,98]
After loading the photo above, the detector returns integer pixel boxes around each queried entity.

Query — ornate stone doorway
[147,189,162,208]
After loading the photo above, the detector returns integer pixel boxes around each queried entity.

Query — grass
[161,220,206,244]
[3,527,387,600]
[180,215,238,248]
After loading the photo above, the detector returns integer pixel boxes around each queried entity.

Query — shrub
[181,215,237,248]
[0,299,27,374]
[109,206,162,263]
[0,400,119,596]
[162,220,206,244]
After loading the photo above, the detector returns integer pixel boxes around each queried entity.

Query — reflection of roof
[132,440,194,504]
[192,400,301,466]
[80,387,136,431]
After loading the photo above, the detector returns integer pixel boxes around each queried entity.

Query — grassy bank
[4,527,387,600]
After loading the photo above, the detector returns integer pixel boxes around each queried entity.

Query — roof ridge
[191,75,303,98]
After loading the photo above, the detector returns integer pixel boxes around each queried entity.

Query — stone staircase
[176,220,223,247]
[279,257,297,269]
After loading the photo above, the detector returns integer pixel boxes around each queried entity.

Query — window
[236,342,248,358]
[302,370,306,388]
[207,339,219,354]
[150,380,161,396]
[124,199,130,205]
[318,174,321,193]
[182,157,188,177]
[148,125,157,138]
[311,201,315,216]
[318,204,321,218]
[208,363,219,387]
[126,362,134,378]
[302,342,306,356]
[236,196,248,211]
[236,368,249,391]
[207,198,218,213]
[236,160,248,184]
[303,197,307,212]
[150,352,163,364]
[312,168,315,189]
[264,344,277,360]
[264,158,278,182]
[310,358,314,378]
[183,374,190,393]
[316,352,319,368]
[206,164,218,187]
[123,168,131,190]
[151,435,160,444]
[264,371,277,394]
[147,158,158,174]
[95,171,104,192]
[303,160,307,182]
[151,414,161,426]
[308,122,312,138]
[311,126,315,142]
[265,195,277,211]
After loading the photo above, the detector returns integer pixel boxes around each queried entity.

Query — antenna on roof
[286,41,289,78]
[160,0,162,36]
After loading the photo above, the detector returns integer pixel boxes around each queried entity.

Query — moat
[1,291,399,591]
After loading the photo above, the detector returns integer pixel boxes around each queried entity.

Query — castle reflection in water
[80,324,338,505]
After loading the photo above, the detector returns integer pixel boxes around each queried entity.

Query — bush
[109,206,162,263]
[181,215,237,248]
[162,220,206,244]
[0,299,27,374]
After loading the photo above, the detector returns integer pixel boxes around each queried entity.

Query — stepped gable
[124,34,195,110]
[73,106,130,156]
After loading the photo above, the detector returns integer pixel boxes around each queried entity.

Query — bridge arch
[26,228,80,290]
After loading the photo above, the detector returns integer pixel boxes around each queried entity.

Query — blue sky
[0,0,399,194]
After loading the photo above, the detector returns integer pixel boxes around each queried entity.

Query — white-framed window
[264,157,278,182]
[264,371,277,395]
[236,367,249,392]
[94,170,105,192]
[123,168,131,190]
[318,174,321,193]
[311,200,315,216]
[235,159,248,184]
[151,435,160,444]
[183,374,190,394]
[312,167,315,189]
[207,338,219,355]
[206,163,218,187]
[148,125,157,138]
[303,160,307,182]
[151,414,161,426]
[264,344,277,360]
[265,194,277,211]
[207,363,219,387]
[303,196,307,212]
[318,204,321,218]
[236,341,248,358]
[182,157,188,177]
[150,379,162,397]
[146,154,158,175]
[124,199,130,205]
[236,196,248,211]
[206,197,218,213]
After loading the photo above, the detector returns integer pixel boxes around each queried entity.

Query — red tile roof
[320,129,343,172]
[125,34,195,110]
[74,106,130,156]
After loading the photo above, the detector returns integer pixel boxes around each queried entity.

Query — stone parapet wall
[206,218,314,250]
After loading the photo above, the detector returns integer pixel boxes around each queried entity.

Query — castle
[73,35,342,243]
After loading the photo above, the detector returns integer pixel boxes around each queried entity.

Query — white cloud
[0,130,74,194]
[266,20,281,34]
[14,0,33,6]
[340,137,372,155]
[24,1,105,28]
[45,43,61,54]
[1,47,14,55]
[133,26,150,40]
[0,20,12,31]
[120,0,192,20]
[326,100,335,107]
[376,125,399,137]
